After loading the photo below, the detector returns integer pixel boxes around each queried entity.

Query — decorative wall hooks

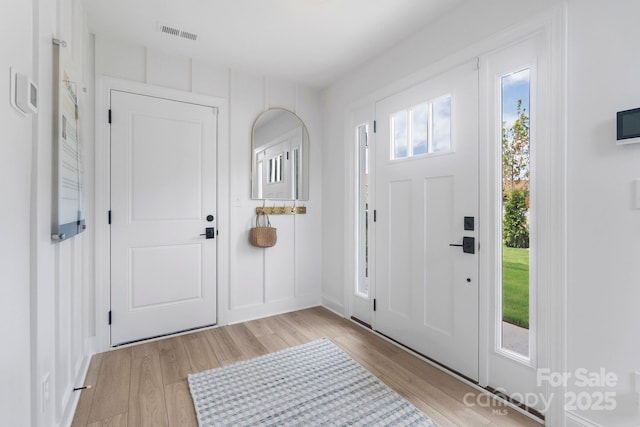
[255,205,307,215]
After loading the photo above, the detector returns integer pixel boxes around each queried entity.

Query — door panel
[110,90,217,346]
[388,179,412,318]
[375,61,479,380]
[424,175,455,334]
[131,114,203,221]
[130,245,202,307]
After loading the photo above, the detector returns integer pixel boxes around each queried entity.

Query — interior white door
[374,62,479,380]
[110,90,217,346]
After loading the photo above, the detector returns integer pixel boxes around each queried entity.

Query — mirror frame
[251,107,310,200]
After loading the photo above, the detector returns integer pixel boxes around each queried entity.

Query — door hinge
[373,120,377,133]
[286,151,289,160]
[108,109,112,124]
[108,310,112,325]
[373,299,377,311]
[108,210,111,225]
[373,210,377,222]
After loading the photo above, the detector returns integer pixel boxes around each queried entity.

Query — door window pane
[432,96,451,153]
[392,111,408,159]
[411,104,429,156]
[500,68,531,358]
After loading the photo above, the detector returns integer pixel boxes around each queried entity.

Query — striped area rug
[188,338,437,426]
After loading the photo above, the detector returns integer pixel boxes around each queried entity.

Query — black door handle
[200,227,215,239]
[449,236,475,254]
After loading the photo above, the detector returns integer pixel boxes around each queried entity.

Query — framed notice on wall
[51,40,86,242]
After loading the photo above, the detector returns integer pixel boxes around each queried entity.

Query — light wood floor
[72,307,541,427]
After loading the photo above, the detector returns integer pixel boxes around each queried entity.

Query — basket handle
[255,212,271,228]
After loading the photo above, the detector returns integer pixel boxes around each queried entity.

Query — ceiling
[83,0,466,87]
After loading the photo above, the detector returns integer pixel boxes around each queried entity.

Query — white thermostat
[10,67,38,115]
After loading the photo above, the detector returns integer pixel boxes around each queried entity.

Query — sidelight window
[356,124,370,298]
[500,68,531,358]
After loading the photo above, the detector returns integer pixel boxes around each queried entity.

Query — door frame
[343,5,566,425]
[94,76,229,352]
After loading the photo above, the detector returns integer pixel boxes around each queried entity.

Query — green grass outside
[502,245,529,329]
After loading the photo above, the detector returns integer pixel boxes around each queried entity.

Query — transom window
[390,95,451,159]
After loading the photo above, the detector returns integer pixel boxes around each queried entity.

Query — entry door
[374,62,479,380]
[110,90,217,346]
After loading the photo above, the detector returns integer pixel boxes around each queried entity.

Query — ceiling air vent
[157,22,198,41]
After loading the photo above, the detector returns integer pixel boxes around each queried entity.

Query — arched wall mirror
[251,108,310,200]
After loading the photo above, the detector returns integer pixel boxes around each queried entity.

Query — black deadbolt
[206,214,214,222]
[464,216,475,231]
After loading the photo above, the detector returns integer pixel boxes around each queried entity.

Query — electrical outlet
[41,374,50,412]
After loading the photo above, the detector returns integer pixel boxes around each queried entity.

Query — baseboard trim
[226,295,320,325]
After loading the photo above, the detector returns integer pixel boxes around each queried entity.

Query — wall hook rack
[256,205,307,215]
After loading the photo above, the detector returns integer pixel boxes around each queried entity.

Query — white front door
[110,90,218,346]
[374,62,479,380]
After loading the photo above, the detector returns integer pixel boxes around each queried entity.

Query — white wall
[566,1,640,425]
[0,1,34,425]
[94,37,322,334]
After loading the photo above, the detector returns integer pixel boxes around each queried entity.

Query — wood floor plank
[280,311,328,340]
[244,317,274,337]
[87,412,128,427]
[87,348,132,423]
[128,342,168,427]
[72,353,104,427]
[204,327,243,366]
[157,336,192,385]
[225,323,270,358]
[261,315,310,346]
[181,331,220,372]
[165,380,198,427]
[257,332,290,353]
